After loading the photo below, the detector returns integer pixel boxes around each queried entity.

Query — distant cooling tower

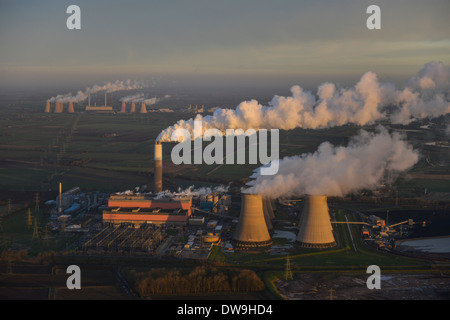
[233,193,272,247]
[121,101,126,113]
[45,101,51,113]
[154,142,163,192]
[140,102,147,114]
[68,101,75,113]
[131,102,136,113]
[54,102,63,113]
[296,195,336,248]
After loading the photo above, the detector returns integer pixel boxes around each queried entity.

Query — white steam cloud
[244,126,419,198]
[157,61,450,142]
[154,184,230,199]
[47,80,147,103]
[120,94,168,105]
[120,93,145,103]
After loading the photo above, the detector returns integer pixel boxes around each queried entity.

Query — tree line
[126,266,265,296]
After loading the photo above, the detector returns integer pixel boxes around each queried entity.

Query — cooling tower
[154,142,163,192]
[232,193,272,247]
[68,101,75,113]
[266,197,275,219]
[296,195,336,248]
[131,102,136,113]
[121,101,126,113]
[54,102,63,113]
[45,101,51,113]
[140,102,147,113]
[262,197,273,231]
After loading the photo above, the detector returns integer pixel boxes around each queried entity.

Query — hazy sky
[1,0,449,89]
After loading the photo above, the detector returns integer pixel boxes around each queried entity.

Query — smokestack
[88,94,91,107]
[140,102,147,113]
[296,195,336,248]
[45,101,51,113]
[68,101,75,113]
[131,102,136,113]
[58,182,62,213]
[232,193,272,248]
[154,142,163,192]
[121,101,126,113]
[105,92,107,107]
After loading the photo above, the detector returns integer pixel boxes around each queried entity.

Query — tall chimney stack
[296,195,336,248]
[45,101,51,113]
[131,102,136,113]
[154,142,163,192]
[88,94,91,107]
[140,102,147,113]
[105,92,107,107]
[232,193,272,248]
[58,182,63,213]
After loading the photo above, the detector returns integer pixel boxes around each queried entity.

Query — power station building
[85,92,113,112]
[103,194,192,225]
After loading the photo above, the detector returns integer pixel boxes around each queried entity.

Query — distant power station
[85,92,113,112]
[296,195,336,248]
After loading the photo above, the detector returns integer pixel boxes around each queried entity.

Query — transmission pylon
[329,288,336,300]
[32,218,40,241]
[43,227,50,248]
[26,208,33,230]
[35,193,40,212]
[7,257,13,274]
[285,254,293,281]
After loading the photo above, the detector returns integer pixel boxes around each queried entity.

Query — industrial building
[103,194,192,225]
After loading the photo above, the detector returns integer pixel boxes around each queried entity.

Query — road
[344,214,358,252]
[116,266,140,300]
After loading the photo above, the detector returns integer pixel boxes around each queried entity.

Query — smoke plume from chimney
[156,61,450,142]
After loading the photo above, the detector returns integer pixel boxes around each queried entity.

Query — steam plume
[154,184,230,199]
[244,126,419,198]
[120,94,161,105]
[157,61,450,142]
[47,79,147,103]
